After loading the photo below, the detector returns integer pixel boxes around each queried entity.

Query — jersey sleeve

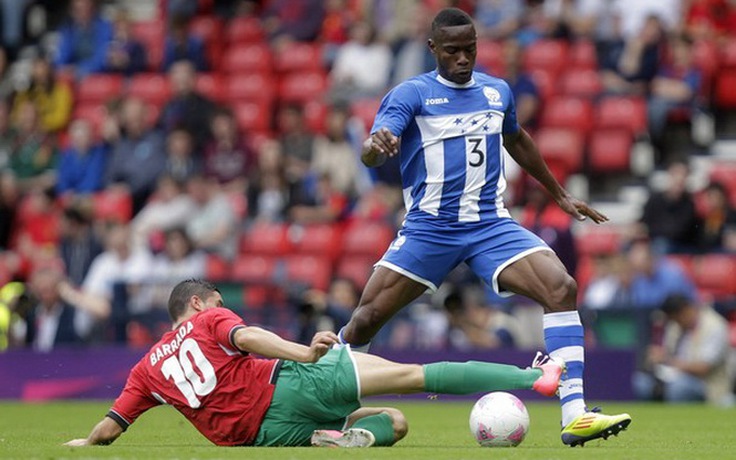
[502,82,521,135]
[108,363,160,431]
[208,308,247,352]
[371,81,421,137]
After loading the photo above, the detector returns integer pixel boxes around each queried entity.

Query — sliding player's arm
[233,326,338,363]
[64,416,124,446]
[503,128,608,224]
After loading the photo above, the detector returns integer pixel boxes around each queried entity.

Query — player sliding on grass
[65,279,564,448]
[336,7,630,446]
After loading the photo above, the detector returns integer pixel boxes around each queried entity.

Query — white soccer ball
[469,391,530,447]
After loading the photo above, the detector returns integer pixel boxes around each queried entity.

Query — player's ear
[190,295,204,312]
[428,38,436,55]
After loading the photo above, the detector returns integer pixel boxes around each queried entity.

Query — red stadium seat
[278,71,328,104]
[126,73,171,107]
[540,97,594,135]
[290,223,344,261]
[205,254,231,280]
[225,73,275,102]
[195,73,226,102]
[189,16,224,69]
[304,100,328,134]
[709,162,736,206]
[523,39,568,76]
[284,255,332,291]
[93,188,133,223]
[588,129,632,174]
[575,226,624,256]
[72,103,107,138]
[232,255,277,284]
[342,221,395,259]
[76,74,124,105]
[226,16,266,43]
[715,71,736,108]
[351,98,382,132]
[535,127,585,174]
[233,99,272,135]
[691,254,736,299]
[335,256,376,290]
[130,20,165,69]
[240,222,291,255]
[568,40,598,70]
[475,39,504,75]
[559,69,602,99]
[221,43,272,74]
[529,68,558,102]
[274,42,324,73]
[595,97,648,136]
[720,39,736,69]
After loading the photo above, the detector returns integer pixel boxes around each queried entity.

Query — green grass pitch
[1,399,734,459]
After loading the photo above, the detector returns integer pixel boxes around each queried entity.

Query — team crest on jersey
[482,87,503,107]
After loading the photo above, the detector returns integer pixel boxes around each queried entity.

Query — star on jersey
[415,109,503,143]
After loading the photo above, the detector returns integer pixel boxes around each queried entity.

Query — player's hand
[556,195,609,224]
[63,439,89,447]
[370,128,399,157]
[306,331,339,362]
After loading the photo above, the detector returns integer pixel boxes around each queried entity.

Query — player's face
[429,24,477,84]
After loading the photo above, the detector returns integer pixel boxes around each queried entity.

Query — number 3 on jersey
[161,338,217,408]
[466,137,486,167]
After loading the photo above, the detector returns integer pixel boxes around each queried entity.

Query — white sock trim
[559,378,584,399]
[543,311,582,328]
[549,346,585,363]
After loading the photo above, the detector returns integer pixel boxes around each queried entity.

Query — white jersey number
[160,338,217,408]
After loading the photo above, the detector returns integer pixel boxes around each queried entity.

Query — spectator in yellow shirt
[12,55,73,133]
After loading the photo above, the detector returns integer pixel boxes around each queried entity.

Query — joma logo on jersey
[425,97,449,105]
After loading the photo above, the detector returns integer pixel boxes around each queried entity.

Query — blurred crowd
[0,0,735,404]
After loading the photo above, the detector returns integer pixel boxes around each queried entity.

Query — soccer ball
[469,392,530,447]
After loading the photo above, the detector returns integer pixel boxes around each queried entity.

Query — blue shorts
[376,218,552,295]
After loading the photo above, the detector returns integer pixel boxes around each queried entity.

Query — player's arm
[503,129,608,224]
[361,127,399,167]
[233,326,338,363]
[64,416,123,446]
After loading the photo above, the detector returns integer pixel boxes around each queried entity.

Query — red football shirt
[108,308,279,446]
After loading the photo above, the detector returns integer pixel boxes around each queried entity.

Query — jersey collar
[435,71,476,88]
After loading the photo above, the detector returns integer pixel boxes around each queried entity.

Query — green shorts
[254,347,362,446]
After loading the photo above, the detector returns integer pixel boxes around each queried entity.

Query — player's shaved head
[431,7,473,37]
[168,279,220,321]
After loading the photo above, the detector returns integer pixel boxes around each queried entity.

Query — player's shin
[351,413,395,446]
[543,311,586,426]
[337,327,371,353]
[422,361,541,395]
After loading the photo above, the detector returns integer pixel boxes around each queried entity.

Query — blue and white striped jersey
[372,70,520,225]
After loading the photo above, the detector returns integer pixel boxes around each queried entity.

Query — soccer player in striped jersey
[337,7,631,446]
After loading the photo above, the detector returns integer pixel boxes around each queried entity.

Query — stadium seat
[715,70,736,108]
[523,39,568,76]
[126,73,171,108]
[290,223,344,261]
[535,127,585,174]
[709,162,736,206]
[130,20,165,69]
[242,285,270,310]
[195,73,226,102]
[278,71,328,104]
[225,73,275,102]
[540,96,594,134]
[475,39,504,75]
[76,74,124,105]
[240,222,291,255]
[205,254,231,281]
[568,40,598,70]
[335,256,376,290]
[594,97,648,136]
[226,16,266,43]
[233,99,273,135]
[692,40,719,87]
[691,254,736,299]
[304,100,328,134]
[529,68,558,102]
[221,43,272,74]
[72,103,107,138]
[189,16,224,69]
[559,69,603,99]
[588,129,632,174]
[351,98,382,132]
[342,221,395,259]
[232,254,278,284]
[93,188,133,223]
[720,38,736,69]
[274,42,324,73]
[575,226,624,256]
[284,255,332,291]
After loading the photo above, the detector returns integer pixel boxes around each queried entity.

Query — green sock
[351,413,395,446]
[423,361,542,395]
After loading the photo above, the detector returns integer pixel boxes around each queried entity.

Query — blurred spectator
[319,0,356,64]
[368,0,422,45]
[289,172,349,225]
[104,9,147,76]
[130,175,196,251]
[639,160,699,253]
[56,118,108,197]
[0,97,15,170]
[278,104,315,195]
[390,2,435,86]
[0,0,28,55]
[542,0,611,40]
[58,203,103,286]
[163,127,202,184]
[697,182,736,253]
[0,281,28,350]
[310,104,361,198]
[647,34,701,152]
[54,0,113,79]
[159,60,214,149]
[104,98,166,213]
[685,0,736,41]
[9,101,57,192]
[162,15,209,72]
[519,179,577,275]
[443,286,521,349]
[297,277,359,344]
[11,54,73,133]
[633,294,734,406]
[601,15,664,96]
[473,0,524,40]
[12,188,60,278]
[330,21,393,101]
[502,38,540,129]
[613,0,683,39]
[0,46,15,100]
[247,140,288,222]
[582,253,630,310]
[0,171,18,249]
[184,174,238,260]
[263,0,325,43]
[203,108,256,193]
[23,266,92,351]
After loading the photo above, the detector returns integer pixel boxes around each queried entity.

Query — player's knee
[383,408,409,441]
